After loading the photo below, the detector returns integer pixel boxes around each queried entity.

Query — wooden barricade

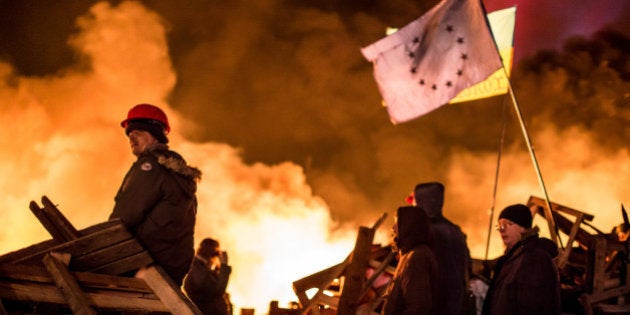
[0,195,201,314]
[290,213,394,315]
[527,196,630,315]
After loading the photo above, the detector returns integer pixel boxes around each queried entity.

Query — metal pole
[503,69,559,245]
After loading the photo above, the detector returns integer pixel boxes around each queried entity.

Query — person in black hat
[109,104,202,286]
[481,204,561,315]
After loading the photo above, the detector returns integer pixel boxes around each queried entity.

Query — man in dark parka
[109,104,202,286]
[412,182,471,315]
[482,204,561,315]
[382,205,438,315]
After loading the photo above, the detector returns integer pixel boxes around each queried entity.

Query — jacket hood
[395,206,431,253]
[144,144,202,197]
[145,144,202,180]
[413,182,444,218]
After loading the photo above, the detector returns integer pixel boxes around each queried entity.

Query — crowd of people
[382,182,561,315]
[110,103,560,315]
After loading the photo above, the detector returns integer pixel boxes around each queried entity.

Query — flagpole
[484,96,509,260]
[502,69,559,245]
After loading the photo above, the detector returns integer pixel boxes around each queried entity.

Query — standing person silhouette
[409,182,472,315]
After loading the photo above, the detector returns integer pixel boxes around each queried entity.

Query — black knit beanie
[499,204,533,228]
[125,119,169,144]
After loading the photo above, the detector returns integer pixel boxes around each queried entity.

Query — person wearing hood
[382,205,439,315]
[109,104,202,286]
[481,204,561,315]
[409,182,472,315]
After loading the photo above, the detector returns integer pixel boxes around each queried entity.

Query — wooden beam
[70,238,148,271]
[360,251,395,299]
[136,265,202,315]
[0,220,121,264]
[8,223,152,275]
[0,281,168,312]
[85,251,154,276]
[0,262,155,295]
[41,196,80,240]
[28,197,80,243]
[43,253,97,315]
[0,263,168,312]
[529,202,594,248]
[337,226,374,315]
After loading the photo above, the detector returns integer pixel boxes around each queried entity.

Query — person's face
[497,218,526,250]
[127,129,158,156]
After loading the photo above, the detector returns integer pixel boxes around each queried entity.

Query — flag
[450,6,516,103]
[361,0,504,124]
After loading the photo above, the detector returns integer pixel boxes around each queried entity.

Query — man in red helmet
[109,103,202,286]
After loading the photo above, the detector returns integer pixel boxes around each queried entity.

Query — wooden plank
[0,263,167,312]
[293,260,348,295]
[11,224,135,266]
[0,263,154,294]
[43,253,97,315]
[29,201,69,243]
[586,284,630,304]
[557,213,586,268]
[367,258,396,275]
[0,282,168,312]
[41,196,80,241]
[593,236,609,294]
[294,257,349,315]
[86,251,154,275]
[531,203,594,248]
[0,220,121,264]
[360,251,395,298]
[70,238,146,271]
[527,196,595,221]
[338,226,374,315]
[136,264,202,315]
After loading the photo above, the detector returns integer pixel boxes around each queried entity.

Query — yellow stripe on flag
[450,6,516,104]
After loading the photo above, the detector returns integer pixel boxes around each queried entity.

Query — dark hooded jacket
[184,255,232,315]
[414,182,471,315]
[110,143,202,285]
[382,206,438,315]
[481,228,561,315]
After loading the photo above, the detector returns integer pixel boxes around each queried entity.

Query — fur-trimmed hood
[146,143,202,182]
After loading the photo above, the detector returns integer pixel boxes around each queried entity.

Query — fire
[0,3,377,312]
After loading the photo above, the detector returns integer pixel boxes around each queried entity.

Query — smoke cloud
[0,0,629,312]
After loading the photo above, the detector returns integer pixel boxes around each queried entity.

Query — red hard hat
[120,104,170,133]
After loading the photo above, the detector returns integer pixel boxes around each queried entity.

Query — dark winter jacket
[482,229,561,315]
[110,143,201,285]
[414,182,471,315]
[382,206,438,315]
[184,256,232,315]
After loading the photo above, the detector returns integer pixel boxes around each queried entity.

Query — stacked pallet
[0,196,201,314]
